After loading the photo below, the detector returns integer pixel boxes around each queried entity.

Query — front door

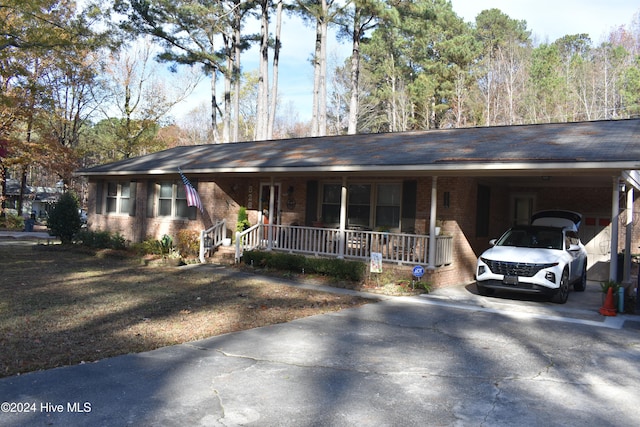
[260,183,280,225]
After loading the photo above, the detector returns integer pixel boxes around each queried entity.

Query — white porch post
[624,185,634,283]
[609,177,620,282]
[338,176,347,259]
[268,177,275,251]
[428,176,438,270]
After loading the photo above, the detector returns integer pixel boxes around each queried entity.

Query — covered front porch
[198,174,455,270]
[233,223,453,267]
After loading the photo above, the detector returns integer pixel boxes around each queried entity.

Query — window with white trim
[375,183,401,228]
[158,181,190,218]
[106,182,131,214]
[320,182,403,230]
[348,184,371,227]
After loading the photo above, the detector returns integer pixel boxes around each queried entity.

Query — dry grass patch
[0,244,369,378]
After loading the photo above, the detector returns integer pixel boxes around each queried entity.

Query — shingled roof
[76,119,640,178]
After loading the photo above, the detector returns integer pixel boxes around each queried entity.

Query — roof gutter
[74,161,640,178]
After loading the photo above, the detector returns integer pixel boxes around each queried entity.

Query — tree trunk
[232,5,241,142]
[223,42,232,143]
[256,0,269,141]
[318,6,328,137]
[210,69,220,143]
[347,8,361,135]
[310,20,322,137]
[268,0,283,140]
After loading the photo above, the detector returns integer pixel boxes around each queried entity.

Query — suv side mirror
[568,243,581,251]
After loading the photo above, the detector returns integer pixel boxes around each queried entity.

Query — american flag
[178,169,203,213]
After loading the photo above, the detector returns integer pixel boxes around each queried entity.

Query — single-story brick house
[75,119,640,288]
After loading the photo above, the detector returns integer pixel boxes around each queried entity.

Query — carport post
[624,185,633,283]
[428,176,438,270]
[338,176,347,259]
[609,177,620,282]
[267,177,275,251]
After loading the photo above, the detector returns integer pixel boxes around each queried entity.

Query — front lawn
[0,244,369,377]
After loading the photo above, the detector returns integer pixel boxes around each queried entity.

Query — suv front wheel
[551,269,569,304]
[573,264,587,292]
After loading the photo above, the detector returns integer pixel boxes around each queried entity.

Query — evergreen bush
[75,229,126,249]
[236,206,251,232]
[47,192,82,244]
[242,251,366,282]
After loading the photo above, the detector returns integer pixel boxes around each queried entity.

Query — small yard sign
[412,265,425,278]
[370,252,383,273]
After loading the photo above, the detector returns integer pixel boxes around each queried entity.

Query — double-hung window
[106,182,131,214]
[158,181,191,218]
[320,182,403,230]
[348,184,371,227]
[321,184,341,225]
[375,183,401,229]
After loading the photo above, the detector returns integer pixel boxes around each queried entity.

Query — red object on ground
[599,287,617,316]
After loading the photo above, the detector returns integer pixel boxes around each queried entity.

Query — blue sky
[172,1,640,124]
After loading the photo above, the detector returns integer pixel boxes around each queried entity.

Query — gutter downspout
[428,176,438,270]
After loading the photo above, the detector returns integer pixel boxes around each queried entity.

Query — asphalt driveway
[1,268,639,427]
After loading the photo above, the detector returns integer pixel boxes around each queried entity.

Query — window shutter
[305,180,318,226]
[146,181,156,218]
[95,180,103,214]
[129,181,137,217]
[401,180,417,233]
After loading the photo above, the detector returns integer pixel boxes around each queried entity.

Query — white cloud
[450,0,639,43]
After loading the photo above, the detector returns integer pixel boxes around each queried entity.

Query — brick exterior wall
[87,175,640,289]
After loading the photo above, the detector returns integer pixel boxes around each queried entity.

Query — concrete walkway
[0,230,57,244]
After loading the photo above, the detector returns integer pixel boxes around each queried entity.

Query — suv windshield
[496,227,563,250]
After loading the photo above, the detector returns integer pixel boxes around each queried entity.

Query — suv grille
[481,258,557,277]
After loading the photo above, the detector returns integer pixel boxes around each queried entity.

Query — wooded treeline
[1,0,640,212]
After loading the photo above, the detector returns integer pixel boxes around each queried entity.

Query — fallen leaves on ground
[0,244,369,377]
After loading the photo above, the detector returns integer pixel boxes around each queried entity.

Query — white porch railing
[199,219,226,263]
[234,224,453,267]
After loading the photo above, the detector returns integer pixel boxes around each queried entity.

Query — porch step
[208,245,236,264]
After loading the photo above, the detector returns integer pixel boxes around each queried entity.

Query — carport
[466,173,639,284]
[412,119,640,287]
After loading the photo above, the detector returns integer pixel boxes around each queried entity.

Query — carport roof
[76,119,640,178]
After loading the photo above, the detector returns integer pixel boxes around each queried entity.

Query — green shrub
[242,251,366,282]
[306,257,367,281]
[236,206,251,232]
[176,229,200,258]
[132,235,174,256]
[600,280,621,293]
[0,213,24,230]
[75,230,127,249]
[132,238,163,256]
[47,192,82,244]
[160,234,173,254]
